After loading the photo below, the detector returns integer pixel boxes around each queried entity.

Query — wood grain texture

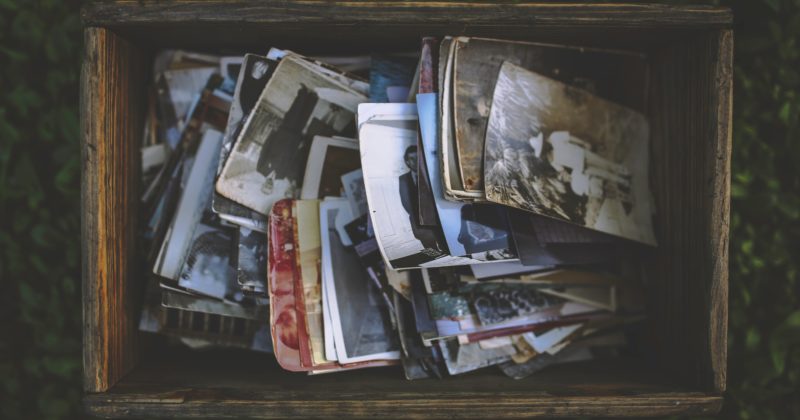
[81,27,146,393]
[707,29,732,393]
[646,29,731,393]
[85,394,722,418]
[79,1,732,414]
[84,350,723,418]
[82,1,732,28]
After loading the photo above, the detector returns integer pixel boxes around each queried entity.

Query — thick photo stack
[139,37,656,380]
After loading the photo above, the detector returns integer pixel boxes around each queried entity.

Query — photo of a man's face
[404,147,418,173]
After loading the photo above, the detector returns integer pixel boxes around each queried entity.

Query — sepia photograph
[292,199,329,366]
[216,55,366,215]
[320,199,400,364]
[484,62,657,245]
[267,199,304,371]
[451,36,648,192]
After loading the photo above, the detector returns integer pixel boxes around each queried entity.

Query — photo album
[138,37,655,379]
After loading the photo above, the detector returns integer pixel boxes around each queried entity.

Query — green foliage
[721,0,800,417]
[0,0,798,419]
[0,0,85,419]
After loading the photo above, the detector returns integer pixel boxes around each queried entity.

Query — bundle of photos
[139,37,656,379]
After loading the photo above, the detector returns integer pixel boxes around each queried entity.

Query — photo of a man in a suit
[398,145,438,250]
[398,145,419,221]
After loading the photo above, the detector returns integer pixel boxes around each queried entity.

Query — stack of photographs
[137,35,657,379]
[140,52,273,352]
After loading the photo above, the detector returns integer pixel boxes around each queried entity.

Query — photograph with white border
[320,199,400,364]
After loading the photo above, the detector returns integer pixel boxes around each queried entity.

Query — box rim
[81,1,733,29]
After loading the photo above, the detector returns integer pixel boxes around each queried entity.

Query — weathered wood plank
[706,28,732,393]
[82,1,733,28]
[84,352,723,418]
[78,1,731,414]
[85,393,723,418]
[81,27,146,393]
[646,29,731,393]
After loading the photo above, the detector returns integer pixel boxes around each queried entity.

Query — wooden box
[81,2,732,417]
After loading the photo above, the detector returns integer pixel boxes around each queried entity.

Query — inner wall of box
[111,24,721,392]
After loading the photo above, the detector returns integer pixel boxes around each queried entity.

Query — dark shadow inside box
[116,23,709,55]
[115,23,724,400]
[116,342,687,396]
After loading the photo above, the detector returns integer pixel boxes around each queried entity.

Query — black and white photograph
[360,103,497,269]
[267,49,371,96]
[216,55,367,215]
[417,93,517,260]
[437,339,516,375]
[450,37,648,192]
[508,210,626,267]
[177,221,238,301]
[220,56,244,81]
[212,54,277,226]
[162,66,218,139]
[468,283,562,325]
[469,260,548,280]
[127,38,662,386]
[154,129,224,281]
[161,288,266,321]
[236,227,268,295]
[484,61,657,245]
[299,136,360,199]
[341,169,368,217]
[320,199,400,364]
[359,104,468,269]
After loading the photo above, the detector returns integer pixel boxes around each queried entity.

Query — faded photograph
[397,144,440,251]
[359,113,448,268]
[484,62,656,245]
[216,55,366,215]
[178,222,238,301]
[469,284,561,325]
[236,227,268,294]
[300,136,360,199]
[212,54,277,221]
[451,37,648,192]
[341,169,368,217]
[321,201,400,363]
